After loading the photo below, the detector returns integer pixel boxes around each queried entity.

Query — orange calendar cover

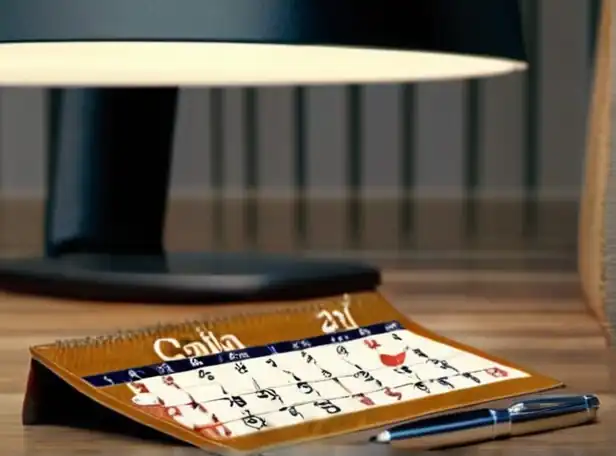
[22,292,563,454]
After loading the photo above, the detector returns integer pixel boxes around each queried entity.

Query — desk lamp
[0,0,527,303]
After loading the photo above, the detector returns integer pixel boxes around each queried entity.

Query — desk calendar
[22,292,562,454]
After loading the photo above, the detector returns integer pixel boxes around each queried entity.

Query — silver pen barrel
[508,394,600,436]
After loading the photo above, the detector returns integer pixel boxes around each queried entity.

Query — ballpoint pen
[370,394,600,450]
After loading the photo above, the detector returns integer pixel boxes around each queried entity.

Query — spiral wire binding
[52,292,365,349]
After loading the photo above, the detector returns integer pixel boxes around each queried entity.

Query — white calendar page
[85,321,530,440]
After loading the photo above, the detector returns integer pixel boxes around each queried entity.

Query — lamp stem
[44,88,178,257]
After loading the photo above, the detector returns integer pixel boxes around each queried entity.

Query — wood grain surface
[0,271,613,455]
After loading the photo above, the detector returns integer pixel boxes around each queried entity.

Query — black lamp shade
[0,0,527,86]
[0,0,528,304]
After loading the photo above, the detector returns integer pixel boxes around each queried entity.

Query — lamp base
[0,252,381,304]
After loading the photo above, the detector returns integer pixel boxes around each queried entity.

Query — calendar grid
[155,348,472,397]
[189,367,495,430]
[148,358,490,410]
[121,325,529,439]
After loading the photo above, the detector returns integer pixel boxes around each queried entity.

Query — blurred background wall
[0,0,600,271]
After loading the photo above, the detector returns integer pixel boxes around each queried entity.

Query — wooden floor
[0,270,614,455]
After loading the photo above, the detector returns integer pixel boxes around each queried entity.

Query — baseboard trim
[0,195,579,265]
